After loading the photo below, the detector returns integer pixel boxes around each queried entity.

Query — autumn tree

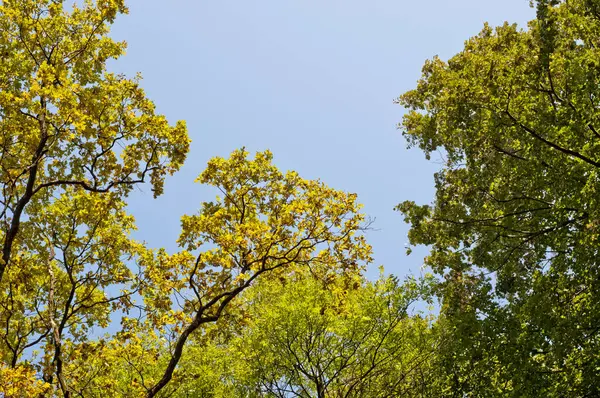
[47,148,371,398]
[398,0,600,395]
[0,1,376,396]
[0,0,189,395]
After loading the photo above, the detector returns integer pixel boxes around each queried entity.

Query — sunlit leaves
[0,0,190,394]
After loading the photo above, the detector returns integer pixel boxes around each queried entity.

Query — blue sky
[109,1,534,279]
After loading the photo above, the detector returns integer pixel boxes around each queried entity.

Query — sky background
[109,1,534,280]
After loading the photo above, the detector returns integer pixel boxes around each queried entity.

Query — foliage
[397,0,600,395]
[0,1,372,396]
[97,147,371,397]
[0,145,372,397]
[0,0,188,396]
[14,0,600,396]
[171,271,438,398]
[0,364,51,397]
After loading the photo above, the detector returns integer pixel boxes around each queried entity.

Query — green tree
[397,0,600,395]
[172,271,438,398]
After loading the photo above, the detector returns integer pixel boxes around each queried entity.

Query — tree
[170,271,438,398]
[0,1,373,397]
[397,0,600,395]
[0,145,372,396]
[59,149,372,398]
[0,0,188,394]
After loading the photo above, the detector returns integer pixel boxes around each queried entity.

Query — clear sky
[109,1,534,279]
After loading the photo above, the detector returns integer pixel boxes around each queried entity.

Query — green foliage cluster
[0,0,598,397]
[398,0,600,395]
[170,273,437,398]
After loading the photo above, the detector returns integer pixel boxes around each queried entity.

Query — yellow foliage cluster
[0,3,371,396]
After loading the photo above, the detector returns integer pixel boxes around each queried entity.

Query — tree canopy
[2,0,599,396]
[170,272,437,398]
[398,0,600,395]
[0,1,374,396]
